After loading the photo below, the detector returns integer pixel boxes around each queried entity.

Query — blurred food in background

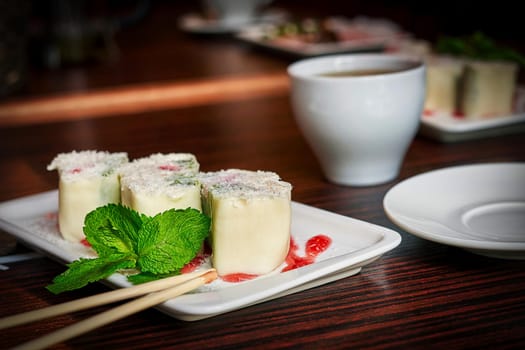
[423,33,525,119]
[237,16,408,57]
[261,16,404,45]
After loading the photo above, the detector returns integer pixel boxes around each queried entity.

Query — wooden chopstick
[0,268,215,331]
[9,269,217,350]
[0,72,290,126]
[13,269,217,350]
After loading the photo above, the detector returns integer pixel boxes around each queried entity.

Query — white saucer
[383,163,525,259]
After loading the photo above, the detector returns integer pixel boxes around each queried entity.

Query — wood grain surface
[1,95,525,349]
[1,1,525,349]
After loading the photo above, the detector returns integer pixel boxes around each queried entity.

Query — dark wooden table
[1,2,525,349]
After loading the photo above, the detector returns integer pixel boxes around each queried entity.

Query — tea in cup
[288,54,426,186]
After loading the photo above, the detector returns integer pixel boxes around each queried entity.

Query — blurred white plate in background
[178,9,286,34]
[420,86,525,142]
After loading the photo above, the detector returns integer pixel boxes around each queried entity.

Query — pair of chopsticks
[1,269,217,350]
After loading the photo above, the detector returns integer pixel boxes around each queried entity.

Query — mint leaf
[46,254,136,294]
[436,32,525,66]
[84,204,144,257]
[136,208,210,275]
[127,271,178,284]
[47,205,211,292]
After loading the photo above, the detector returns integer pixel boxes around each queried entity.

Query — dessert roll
[199,169,292,276]
[461,60,518,118]
[119,153,201,216]
[424,56,464,114]
[47,150,129,242]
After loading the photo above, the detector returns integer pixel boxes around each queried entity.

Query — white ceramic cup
[202,0,271,25]
[288,54,426,186]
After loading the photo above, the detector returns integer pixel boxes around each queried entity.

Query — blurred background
[1,0,522,100]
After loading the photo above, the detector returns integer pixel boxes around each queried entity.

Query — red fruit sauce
[180,243,212,274]
[282,234,332,272]
[69,168,82,174]
[424,109,465,119]
[221,273,259,283]
[180,253,209,274]
[158,165,180,171]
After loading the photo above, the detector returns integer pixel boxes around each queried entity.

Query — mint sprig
[46,204,210,294]
[436,32,525,66]
[136,210,209,274]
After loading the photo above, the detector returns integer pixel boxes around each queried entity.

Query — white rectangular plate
[0,190,401,321]
[419,87,525,142]
[235,17,405,58]
[236,27,385,57]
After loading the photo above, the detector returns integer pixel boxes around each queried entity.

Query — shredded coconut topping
[47,150,128,181]
[199,169,292,199]
[119,153,199,196]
